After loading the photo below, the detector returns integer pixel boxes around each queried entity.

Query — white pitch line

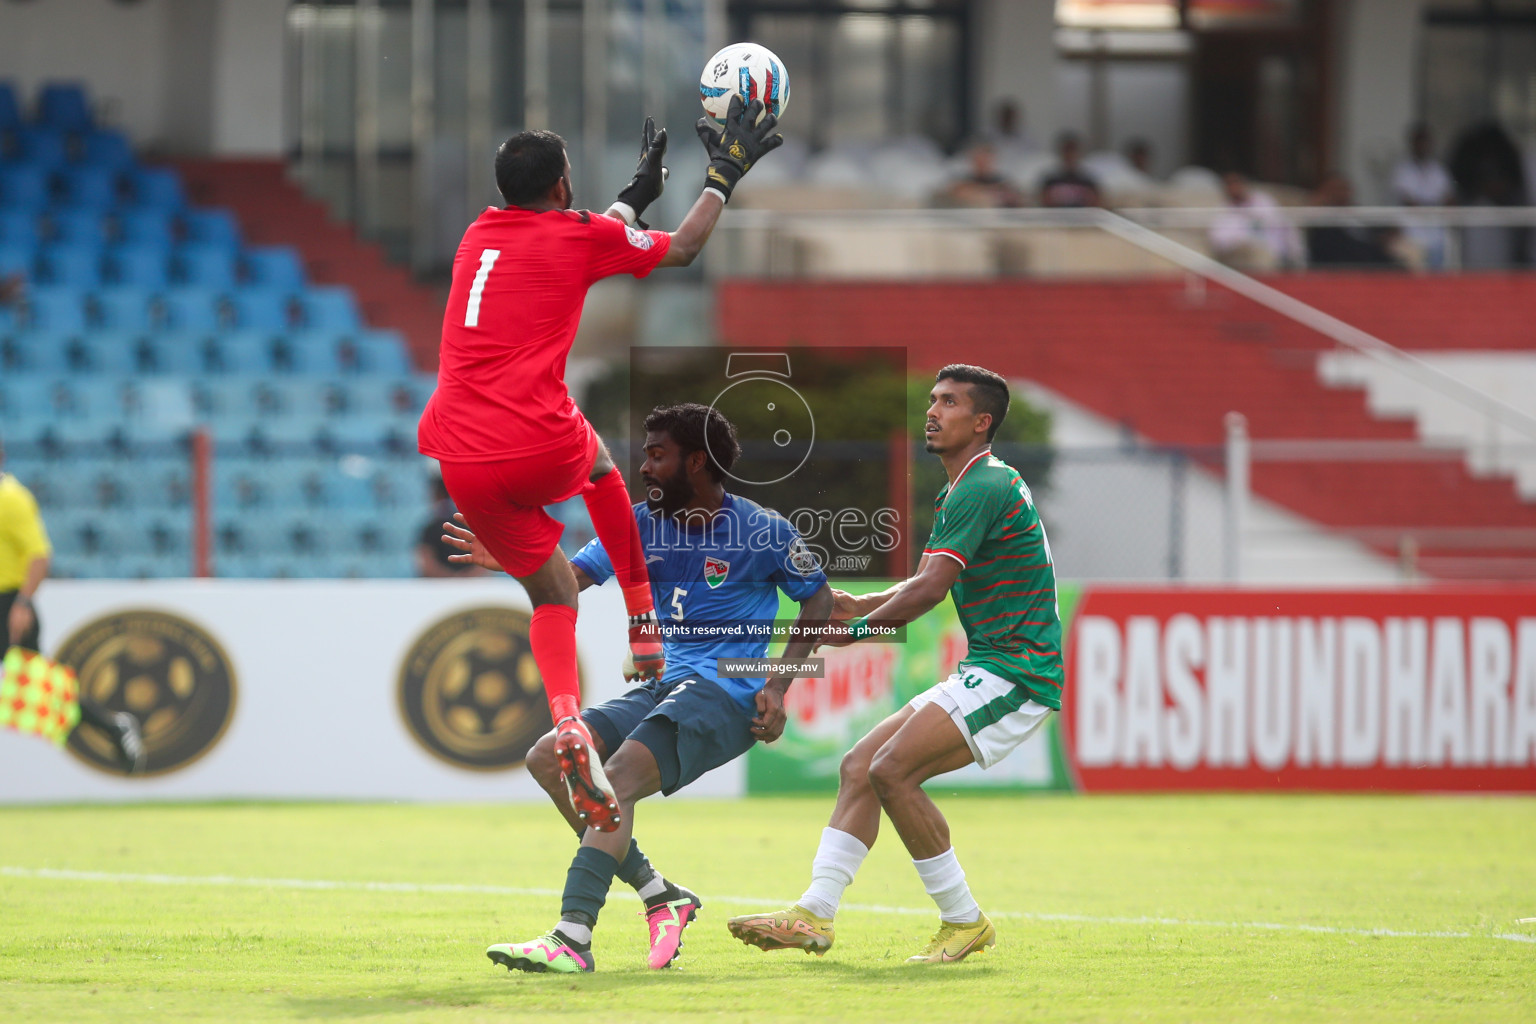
[4,866,1533,946]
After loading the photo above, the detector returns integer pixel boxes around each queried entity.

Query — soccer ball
[699,42,790,127]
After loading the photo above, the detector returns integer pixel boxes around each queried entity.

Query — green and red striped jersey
[923,450,1063,709]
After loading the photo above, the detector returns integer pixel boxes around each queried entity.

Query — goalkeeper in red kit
[418,96,781,832]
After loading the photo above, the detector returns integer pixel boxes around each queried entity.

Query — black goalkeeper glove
[614,115,668,228]
[695,94,783,203]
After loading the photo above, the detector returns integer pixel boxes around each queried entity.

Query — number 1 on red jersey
[465,248,501,327]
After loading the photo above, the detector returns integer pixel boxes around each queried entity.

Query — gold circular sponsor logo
[397,606,571,771]
[56,610,238,777]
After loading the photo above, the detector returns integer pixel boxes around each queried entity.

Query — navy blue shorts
[584,677,755,796]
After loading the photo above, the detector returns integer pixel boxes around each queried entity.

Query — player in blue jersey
[442,403,832,973]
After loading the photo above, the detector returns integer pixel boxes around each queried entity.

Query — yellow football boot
[905,912,996,964]
[726,905,835,955]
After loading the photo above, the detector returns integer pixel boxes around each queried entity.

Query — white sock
[797,827,869,919]
[636,875,668,902]
[912,848,980,924]
[555,920,593,945]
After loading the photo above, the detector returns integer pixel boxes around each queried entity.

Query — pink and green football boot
[642,885,702,969]
[486,931,594,974]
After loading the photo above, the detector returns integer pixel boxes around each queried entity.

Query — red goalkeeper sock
[530,604,581,722]
[582,468,655,616]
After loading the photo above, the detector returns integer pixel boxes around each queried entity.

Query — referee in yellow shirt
[1,433,145,771]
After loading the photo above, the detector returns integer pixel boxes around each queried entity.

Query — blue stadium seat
[122,464,191,509]
[48,418,116,450]
[243,246,306,290]
[260,462,325,507]
[0,82,19,133]
[57,167,121,210]
[106,243,172,289]
[0,165,51,208]
[36,83,93,134]
[159,288,224,332]
[92,287,156,332]
[354,331,413,375]
[297,287,362,332]
[9,334,71,374]
[129,167,185,210]
[25,288,89,334]
[182,209,241,248]
[317,415,393,453]
[81,129,134,171]
[197,378,257,418]
[38,244,104,287]
[140,512,191,556]
[0,211,39,247]
[212,332,277,375]
[3,335,35,373]
[49,210,111,246]
[175,243,238,289]
[319,471,373,510]
[214,466,274,511]
[273,379,335,417]
[251,378,298,417]
[67,378,128,420]
[214,555,270,579]
[117,209,175,247]
[0,242,32,278]
[116,420,187,457]
[281,333,343,375]
[250,417,325,451]
[65,334,138,375]
[140,333,205,375]
[228,289,293,332]
[0,378,57,420]
[13,129,68,170]
[123,379,198,428]
[207,417,261,454]
[0,418,58,449]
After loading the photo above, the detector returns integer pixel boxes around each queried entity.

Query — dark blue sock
[561,846,620,923]
[614,839,657,889]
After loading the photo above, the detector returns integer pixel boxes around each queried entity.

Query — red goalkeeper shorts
[437,420,598,578]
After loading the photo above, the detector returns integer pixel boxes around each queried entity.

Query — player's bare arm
[823,553,963,648]
[752,582,833,741]
[660,94,783,267]
[657,190,726,267]
[828,557,932,620]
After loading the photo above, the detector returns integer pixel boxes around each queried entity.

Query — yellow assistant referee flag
[0,647,81,747]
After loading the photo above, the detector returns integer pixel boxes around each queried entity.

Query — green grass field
[1,795,1533,1023]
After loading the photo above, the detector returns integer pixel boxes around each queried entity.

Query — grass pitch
[0,794,1532,1023]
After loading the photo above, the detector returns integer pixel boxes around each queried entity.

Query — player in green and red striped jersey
[727,364,1062,965]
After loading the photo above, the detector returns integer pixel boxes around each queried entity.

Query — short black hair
[643,403,741,483]
[494,130,568,207]
[935,364,1010,441]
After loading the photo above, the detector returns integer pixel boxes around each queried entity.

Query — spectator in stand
[416,473,486,577]
[1394,123,1453,208]
[934,142,1024,209]
[1209,171,1303,271]
[988,99,1038,160]
[1305,172,1404,269]
[1449,121,1530,269]
[1036,133,1102,208]
[1392,123,1453,268]
[1125,138,1156,179]
[0,274,21,310]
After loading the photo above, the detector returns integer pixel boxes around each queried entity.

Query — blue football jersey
[571,493,828,711]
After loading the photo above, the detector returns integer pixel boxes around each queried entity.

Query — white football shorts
[908,665,1054,770]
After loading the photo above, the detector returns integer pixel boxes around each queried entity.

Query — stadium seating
[0,82,435,580]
